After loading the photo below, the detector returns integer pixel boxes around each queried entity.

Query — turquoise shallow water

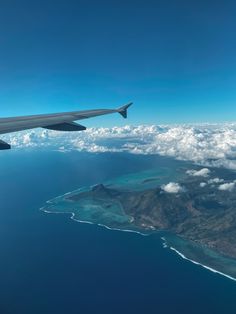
[41,165,183,232]
[44,191,134,230]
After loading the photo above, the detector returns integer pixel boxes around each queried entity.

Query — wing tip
[117,102,133,119]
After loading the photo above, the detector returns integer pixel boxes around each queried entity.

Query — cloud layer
[3,123,236,170]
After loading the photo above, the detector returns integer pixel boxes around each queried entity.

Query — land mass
[67,175,236,260]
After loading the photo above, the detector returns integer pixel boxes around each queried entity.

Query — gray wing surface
[0,102,132,150]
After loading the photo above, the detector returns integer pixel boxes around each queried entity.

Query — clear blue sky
[1,0,236,125]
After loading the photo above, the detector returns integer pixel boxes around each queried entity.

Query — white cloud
[161,182,184,193]
[3,123,236,170]
[208,178,224,184]
[186,168,211,177]
[218,182,235,192]
[200,182,207,187]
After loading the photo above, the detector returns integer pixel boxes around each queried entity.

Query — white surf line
[71,214,149,236]
[160,237,236,282]
[40,205,149,236]
[41,187,88,206]
[42,197,236,283]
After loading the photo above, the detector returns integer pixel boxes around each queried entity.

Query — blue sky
[0,0,236,125]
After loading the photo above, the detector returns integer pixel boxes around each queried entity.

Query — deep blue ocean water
[0,150,236,314]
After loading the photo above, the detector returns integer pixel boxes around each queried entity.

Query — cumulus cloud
[208,178,224,184]
[3,123,236,170]
[161,182,184,193]
[186,168,211,177]
[218,182,235,192]
[200,182,207,188]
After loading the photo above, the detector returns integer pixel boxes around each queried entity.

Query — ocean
[0,150,236,314]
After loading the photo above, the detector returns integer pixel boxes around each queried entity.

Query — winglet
[0,140,11,150]
[117,102,133,119]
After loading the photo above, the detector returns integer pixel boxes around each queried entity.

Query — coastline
[41,197,236,283]
[40,205,150,236]
[40,164,236,284]
[161,237,236,282]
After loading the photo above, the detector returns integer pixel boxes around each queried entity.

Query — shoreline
[161,237,236,282]
[41,187,236,284]
[40,206,150,236]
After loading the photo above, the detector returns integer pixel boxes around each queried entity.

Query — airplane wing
[0,102,132,150]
